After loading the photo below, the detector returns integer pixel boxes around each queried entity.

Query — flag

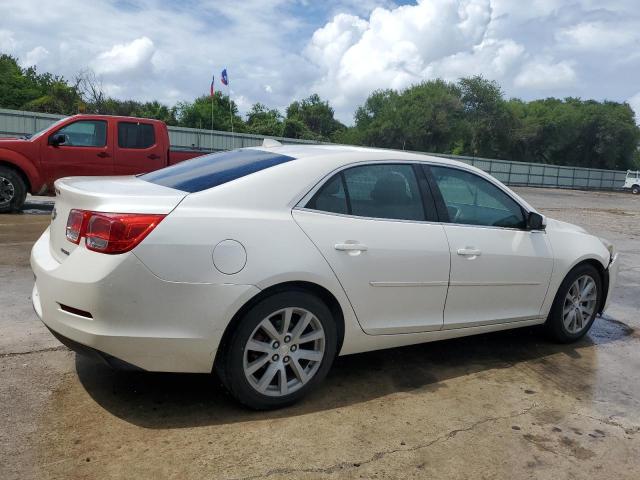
[210,74,215,96]
[221,68,229,86]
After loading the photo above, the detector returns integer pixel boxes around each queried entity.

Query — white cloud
[305,0,494,118]
[514,59,577,90]
[91,37,155,76]
[21,46,49,67]
[628,92,640,124]
[0,29,18,53]
[2,0,640,124]
[557,22,637,50]
[425,38,525,81]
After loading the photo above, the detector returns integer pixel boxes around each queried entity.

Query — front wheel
[218,291,337,409]
[545,264,602,343]
[0,166,27,213]
[632,185,640,195]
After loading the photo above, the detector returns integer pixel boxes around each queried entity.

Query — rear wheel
[632,184,640,195]
[0,166,27,213]
[545,264,602,343]
[218,291,337,409]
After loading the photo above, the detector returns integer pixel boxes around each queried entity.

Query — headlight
[599,237,615,261]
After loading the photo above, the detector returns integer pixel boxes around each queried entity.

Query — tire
[217,291,338,410]
[632,185,640,195]
[545,263,602,343]
[0,166,27,213]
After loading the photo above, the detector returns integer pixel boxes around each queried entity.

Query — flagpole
[211,92,215,151]
[228,86,234,136]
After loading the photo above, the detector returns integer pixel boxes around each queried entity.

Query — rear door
[114,121,165,174]
[42,119,113,181]
[426,165,553,329]
[293,163,451,335]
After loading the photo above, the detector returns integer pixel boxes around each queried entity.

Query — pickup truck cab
[0,114,206,212]
[624,170,640,194]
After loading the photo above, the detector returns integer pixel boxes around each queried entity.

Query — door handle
[147,153,161,160]
[335,242,368,252]
[96,152,110,158]
[457,247,482,257]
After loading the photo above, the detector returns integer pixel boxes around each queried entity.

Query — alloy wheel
[562,274,598,334]
[243,307,325,397]
[0,176,15,206]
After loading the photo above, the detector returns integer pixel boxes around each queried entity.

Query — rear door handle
[335,242,368,252]
[457,247,482,257]
[97,151,110,158]
[147,153,161,160]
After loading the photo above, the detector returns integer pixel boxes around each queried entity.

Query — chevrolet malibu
[31,144,619,409]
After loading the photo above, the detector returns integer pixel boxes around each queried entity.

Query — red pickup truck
[0,114,208,212]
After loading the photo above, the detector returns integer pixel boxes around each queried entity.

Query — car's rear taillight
[65,210,165,254]
[65,209,89,244]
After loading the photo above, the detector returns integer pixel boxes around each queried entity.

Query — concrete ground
[1,189,639,480]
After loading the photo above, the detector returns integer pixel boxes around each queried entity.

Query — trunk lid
[50,176,187,262]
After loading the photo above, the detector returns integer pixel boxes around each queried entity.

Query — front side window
[118,122,155,149]
[53,120,107,147]
[307,164,426,221]
[430,166,525,228]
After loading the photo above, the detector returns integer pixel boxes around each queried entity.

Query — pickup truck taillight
[66,209,165,254]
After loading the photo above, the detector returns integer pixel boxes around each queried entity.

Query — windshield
[141,149,296,193]
[27,118,67,140]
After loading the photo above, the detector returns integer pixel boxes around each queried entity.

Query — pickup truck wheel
[0,166,27,213]
[632,185,640,195]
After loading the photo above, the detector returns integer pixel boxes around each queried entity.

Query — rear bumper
[31,228,260,373]
[44,322,144,371]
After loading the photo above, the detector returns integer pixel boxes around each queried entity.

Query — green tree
[285,93,345,140]
[458,76,515,158]
[0,54,80,114]
[175,93,244,131]
[245,103,283,136]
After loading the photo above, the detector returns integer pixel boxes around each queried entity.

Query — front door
[428,165,553,328]
[293,163,451,335]
[42,119,113,185]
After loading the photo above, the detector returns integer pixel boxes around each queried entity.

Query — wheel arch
[0,159,32,193]
[562,258,609,314]
[213,280,346,373]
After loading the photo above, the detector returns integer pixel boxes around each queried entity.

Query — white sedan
[31,144,619,409]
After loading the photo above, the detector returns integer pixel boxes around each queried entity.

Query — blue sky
[1,0,640,124]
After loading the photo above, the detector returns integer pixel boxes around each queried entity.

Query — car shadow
[75,316,635,429]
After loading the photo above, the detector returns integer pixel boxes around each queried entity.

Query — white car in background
[31,144,618,409]
[624,170,640,194]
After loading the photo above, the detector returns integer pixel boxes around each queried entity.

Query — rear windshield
[140,149,296,193]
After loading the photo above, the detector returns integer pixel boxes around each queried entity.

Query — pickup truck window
[141,149,295,192]
[53,120,107,147]
[118,122,155,149]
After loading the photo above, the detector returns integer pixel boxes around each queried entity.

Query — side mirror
[48,133,66,146]
[527,211,546,231]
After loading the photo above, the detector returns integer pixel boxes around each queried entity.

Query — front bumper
[603,253,619,312]
[31,228,260,373]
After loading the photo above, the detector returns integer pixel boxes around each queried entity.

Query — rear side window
[307,164,427,221]
[141,149,296,192]
[118,122,155,149]
[305,175,348,215]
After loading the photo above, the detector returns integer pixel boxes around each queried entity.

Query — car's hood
[0,138,28,148]
[544,217,588,234]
